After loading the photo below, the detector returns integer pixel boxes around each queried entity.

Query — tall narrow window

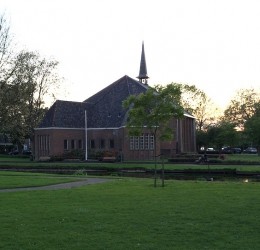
[78,140,82,149]
[110,139,114,148]
[140,135,144,150]
[100,139,105,149]
[144,134,149,150]
[71,139,75,149]
[90,140,95,149]
[150,135,154,150]
[64,139,68,150]
[130,136,134,150]
[134,136,139,150]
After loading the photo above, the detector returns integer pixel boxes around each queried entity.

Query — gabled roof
[38,100,90,128]
[84,75,148,128]
[37,75,148,129]
[37,74,195,129]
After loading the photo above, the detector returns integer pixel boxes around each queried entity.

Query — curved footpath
[0,178,112,193]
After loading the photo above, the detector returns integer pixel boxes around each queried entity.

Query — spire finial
[137,41,149,85]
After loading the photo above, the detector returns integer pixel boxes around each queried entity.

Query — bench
[102,156,116,162]
[39,156,51,162]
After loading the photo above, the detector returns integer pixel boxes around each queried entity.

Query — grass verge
[0,171,86,189]
[0,178,259,249]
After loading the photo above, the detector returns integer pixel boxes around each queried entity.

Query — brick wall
[34,117,196,161]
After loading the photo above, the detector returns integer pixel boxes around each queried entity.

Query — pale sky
[1,0,260,109]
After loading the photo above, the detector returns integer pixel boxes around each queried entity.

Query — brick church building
[33,43,196,161]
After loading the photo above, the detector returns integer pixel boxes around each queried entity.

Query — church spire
[137,42,149,85]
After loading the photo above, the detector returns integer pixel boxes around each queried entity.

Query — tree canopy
[179,84,220,131]
[0,14,62,150]
[123,84,184,141]
[224,88,260,130]
[244,102,260,152]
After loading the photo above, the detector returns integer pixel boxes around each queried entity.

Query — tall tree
[0,14,12,79]
[0,14,12,131]
[123,84,184,187]
[179,84,220,131]
[244,102,260,154]
[1,50,61,150]
[0,13,62,151]
[224,88,260,130]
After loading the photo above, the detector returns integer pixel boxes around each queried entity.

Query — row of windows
[37,135,50,156]
[130,134,154,150]
[90,139,114,149]
[63,136,154,151]
[64,139,82,150]
[64,139,115,150]
[38,135,50,151]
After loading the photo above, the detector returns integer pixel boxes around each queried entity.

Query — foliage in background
[180,84,220,131]
[244,102,260,153]
[224,88,260,130]
[0,14,62,150]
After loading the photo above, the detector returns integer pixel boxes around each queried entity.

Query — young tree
[123,84,184,187]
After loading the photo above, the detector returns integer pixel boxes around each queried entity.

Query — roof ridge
[84,75,130,105]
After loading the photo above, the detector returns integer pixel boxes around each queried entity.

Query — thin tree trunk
[154,132,157,187]
[161,156,165,187]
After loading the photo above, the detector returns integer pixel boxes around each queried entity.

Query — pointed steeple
[137,42,149,85]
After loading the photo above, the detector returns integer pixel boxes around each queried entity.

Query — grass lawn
[0,177,259,249]
[0,171,85,189]
[0,154,260,173]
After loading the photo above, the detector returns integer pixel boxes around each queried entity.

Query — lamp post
[85,110,88,161]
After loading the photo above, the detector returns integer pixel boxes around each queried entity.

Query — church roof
[84,75,148,128]
[37,75,148,129]
[38,100,90,128]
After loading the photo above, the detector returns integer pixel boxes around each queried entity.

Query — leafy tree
[224,88,260,129]
[196,130,208,151]
[203,121,239,150]
[4,51,60,148]
[123,84,184,187]
[244,102,260,154]
[179,84,220,131]
[0,13,62,150]
[0,14,12,130]
[216,121,239,149]
[0,14,12,78]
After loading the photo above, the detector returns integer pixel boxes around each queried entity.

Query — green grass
[227,154,260,162]
[0,154,259,172]
[0,177,260,249]
[0,171,85,189]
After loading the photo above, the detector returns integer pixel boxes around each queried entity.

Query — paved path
[0,178,112,193]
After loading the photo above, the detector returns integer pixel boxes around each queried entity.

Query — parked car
[221,147,232,154]
[206,148,219,154]
[221,147,242,154]
[8,150,19,155]
[243,147,257,154]
[22,150,32,155]
[231,148,242,154]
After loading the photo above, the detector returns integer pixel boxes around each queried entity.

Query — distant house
[33,43,196,161]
